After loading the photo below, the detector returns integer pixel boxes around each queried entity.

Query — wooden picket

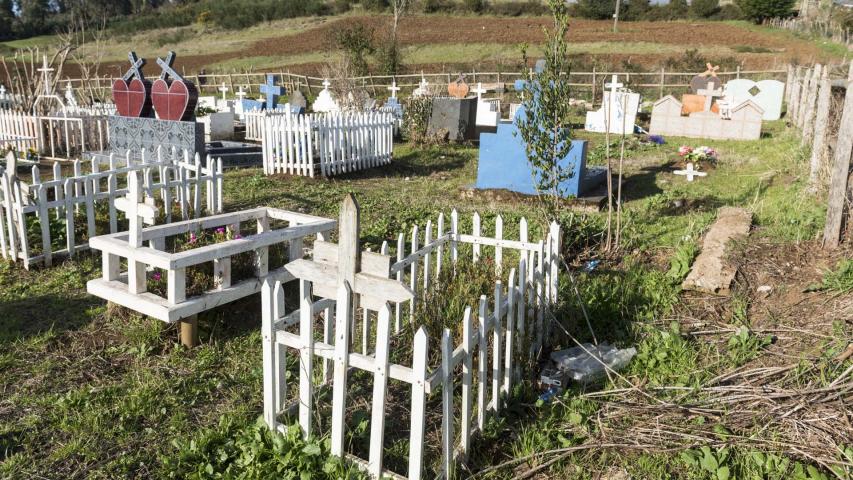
[261,204,562,479]
[0,147,224,269]
[0,109,109,161]
[243,107,289,141]
[262,111,394,177]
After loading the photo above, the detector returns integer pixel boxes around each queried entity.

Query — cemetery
[1,2,852,480]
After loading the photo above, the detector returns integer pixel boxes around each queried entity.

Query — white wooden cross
[219,83,229,100]
[37,55,55,95]
[674,162,707,182]
[322,78,331,90]
[280,194,413,476]
[472,82,488,100]
[114,171,159,294]
[419,77,428,90]
[64,81,77,107]
[698,83,724,112]
[0,85,7,96]
[387,80,400,99]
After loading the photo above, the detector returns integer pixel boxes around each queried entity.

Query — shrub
[333,0,355,14]
[464,0,485,13]
[735,0,795,23]
[690,0,720,18]
[333,23,376,76]
[361,0,389,11]
[422,0,453,14]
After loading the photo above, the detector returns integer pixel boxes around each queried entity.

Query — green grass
[0,124,848,478]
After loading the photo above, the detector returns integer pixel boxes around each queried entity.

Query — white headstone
[723,79,784,121]
[412,77,430,97]
[584,75,640,135]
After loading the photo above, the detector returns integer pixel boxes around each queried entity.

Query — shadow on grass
[0,294,100,344]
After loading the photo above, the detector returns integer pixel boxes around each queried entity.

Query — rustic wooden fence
[0,109,110,161]
[0,148,223,269]
[261,111,394,177]
[262,196,561,479]
[57,67,789,104]
[786,61,853,249]
[766,17,852,48]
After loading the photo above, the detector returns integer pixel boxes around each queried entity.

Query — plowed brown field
[93,15,839,76]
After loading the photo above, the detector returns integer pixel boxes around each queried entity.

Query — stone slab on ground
[682,206,752,295]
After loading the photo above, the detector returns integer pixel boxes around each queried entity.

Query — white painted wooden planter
[0,149,223,269]
[261,111,394,177]
[261,197,561,479]
[87,201,336,323]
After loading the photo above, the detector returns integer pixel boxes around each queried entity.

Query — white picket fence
[262,207,561,479]
[0,148,223,269]
[244,107,289,141]
[261,111,394,177]
[0,109,110,161]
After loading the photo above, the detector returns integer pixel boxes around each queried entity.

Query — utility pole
[613,0,622,33]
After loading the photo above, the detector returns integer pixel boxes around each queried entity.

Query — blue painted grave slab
[476,108,606,198]
[241,99,264,112]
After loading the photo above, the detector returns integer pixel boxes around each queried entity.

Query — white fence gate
[0,148,223,269]
[261,196,561,479]
[262,111,394,177]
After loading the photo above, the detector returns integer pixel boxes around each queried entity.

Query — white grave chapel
[312,79,341,113]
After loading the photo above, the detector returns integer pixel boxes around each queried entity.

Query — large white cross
[115,171,159,248]
[219,83,229,100]
[698,83,724,112]
[236,86,247,101]
[37,55,55,95]
[674,162,708,182]
[387,80,400,99]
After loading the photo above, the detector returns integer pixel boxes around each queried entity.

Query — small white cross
[1,85,7,96]
[37,55,55,95]
[115,171,159,248]
[471,82,488,99]
[698,84,724,112]
[419,77,428,89]
[219,83,229,100]
[322,79,331,90]
[605,74,623,92]
[236,87,247,101]
[674,162,707,182]
[387,80,400,98]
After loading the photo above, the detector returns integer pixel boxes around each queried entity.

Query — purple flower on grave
[649,135,665,145]
[152,272,162,281]
[234,233,242,239]
[216,227,225,235]
[189,232,197,244]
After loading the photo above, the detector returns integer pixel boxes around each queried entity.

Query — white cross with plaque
[698,83,724,112]
[674,162,707,182]
[236,87,247,101]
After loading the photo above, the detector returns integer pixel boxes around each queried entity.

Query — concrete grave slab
[682,207,752,295]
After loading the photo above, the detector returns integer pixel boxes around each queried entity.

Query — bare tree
[57,14,108,106]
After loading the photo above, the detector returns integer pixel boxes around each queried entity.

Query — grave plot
[0,148,222,269]
[262,195,561,479]
[0,109,110,162]
[86,176,335,324]
[261,111,395,177]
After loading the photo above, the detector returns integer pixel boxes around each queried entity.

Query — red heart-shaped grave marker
[151,78,198,121]
[113,78,151,118]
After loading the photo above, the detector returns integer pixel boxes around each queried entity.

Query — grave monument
[426,74,477,142]
[584,75,640,135]
[722,79,784,121]
[109,51,204,162]
[477,65,607,198]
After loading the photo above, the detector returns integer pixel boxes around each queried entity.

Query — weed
[817,259,853,293]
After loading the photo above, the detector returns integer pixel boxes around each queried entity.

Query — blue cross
[260,74,284,110]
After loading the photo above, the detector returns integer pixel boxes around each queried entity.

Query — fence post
[408,327,429,480]
[440,328,454,478]
[298,278,314,438]
[367,303,393,477]
[822,77,853,249]
[329,282,353,457]
[460,306,473,460]
[261,278,279,432]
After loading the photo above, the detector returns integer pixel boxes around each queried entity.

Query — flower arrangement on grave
[146,225,282,299]
[677,145,717,169]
